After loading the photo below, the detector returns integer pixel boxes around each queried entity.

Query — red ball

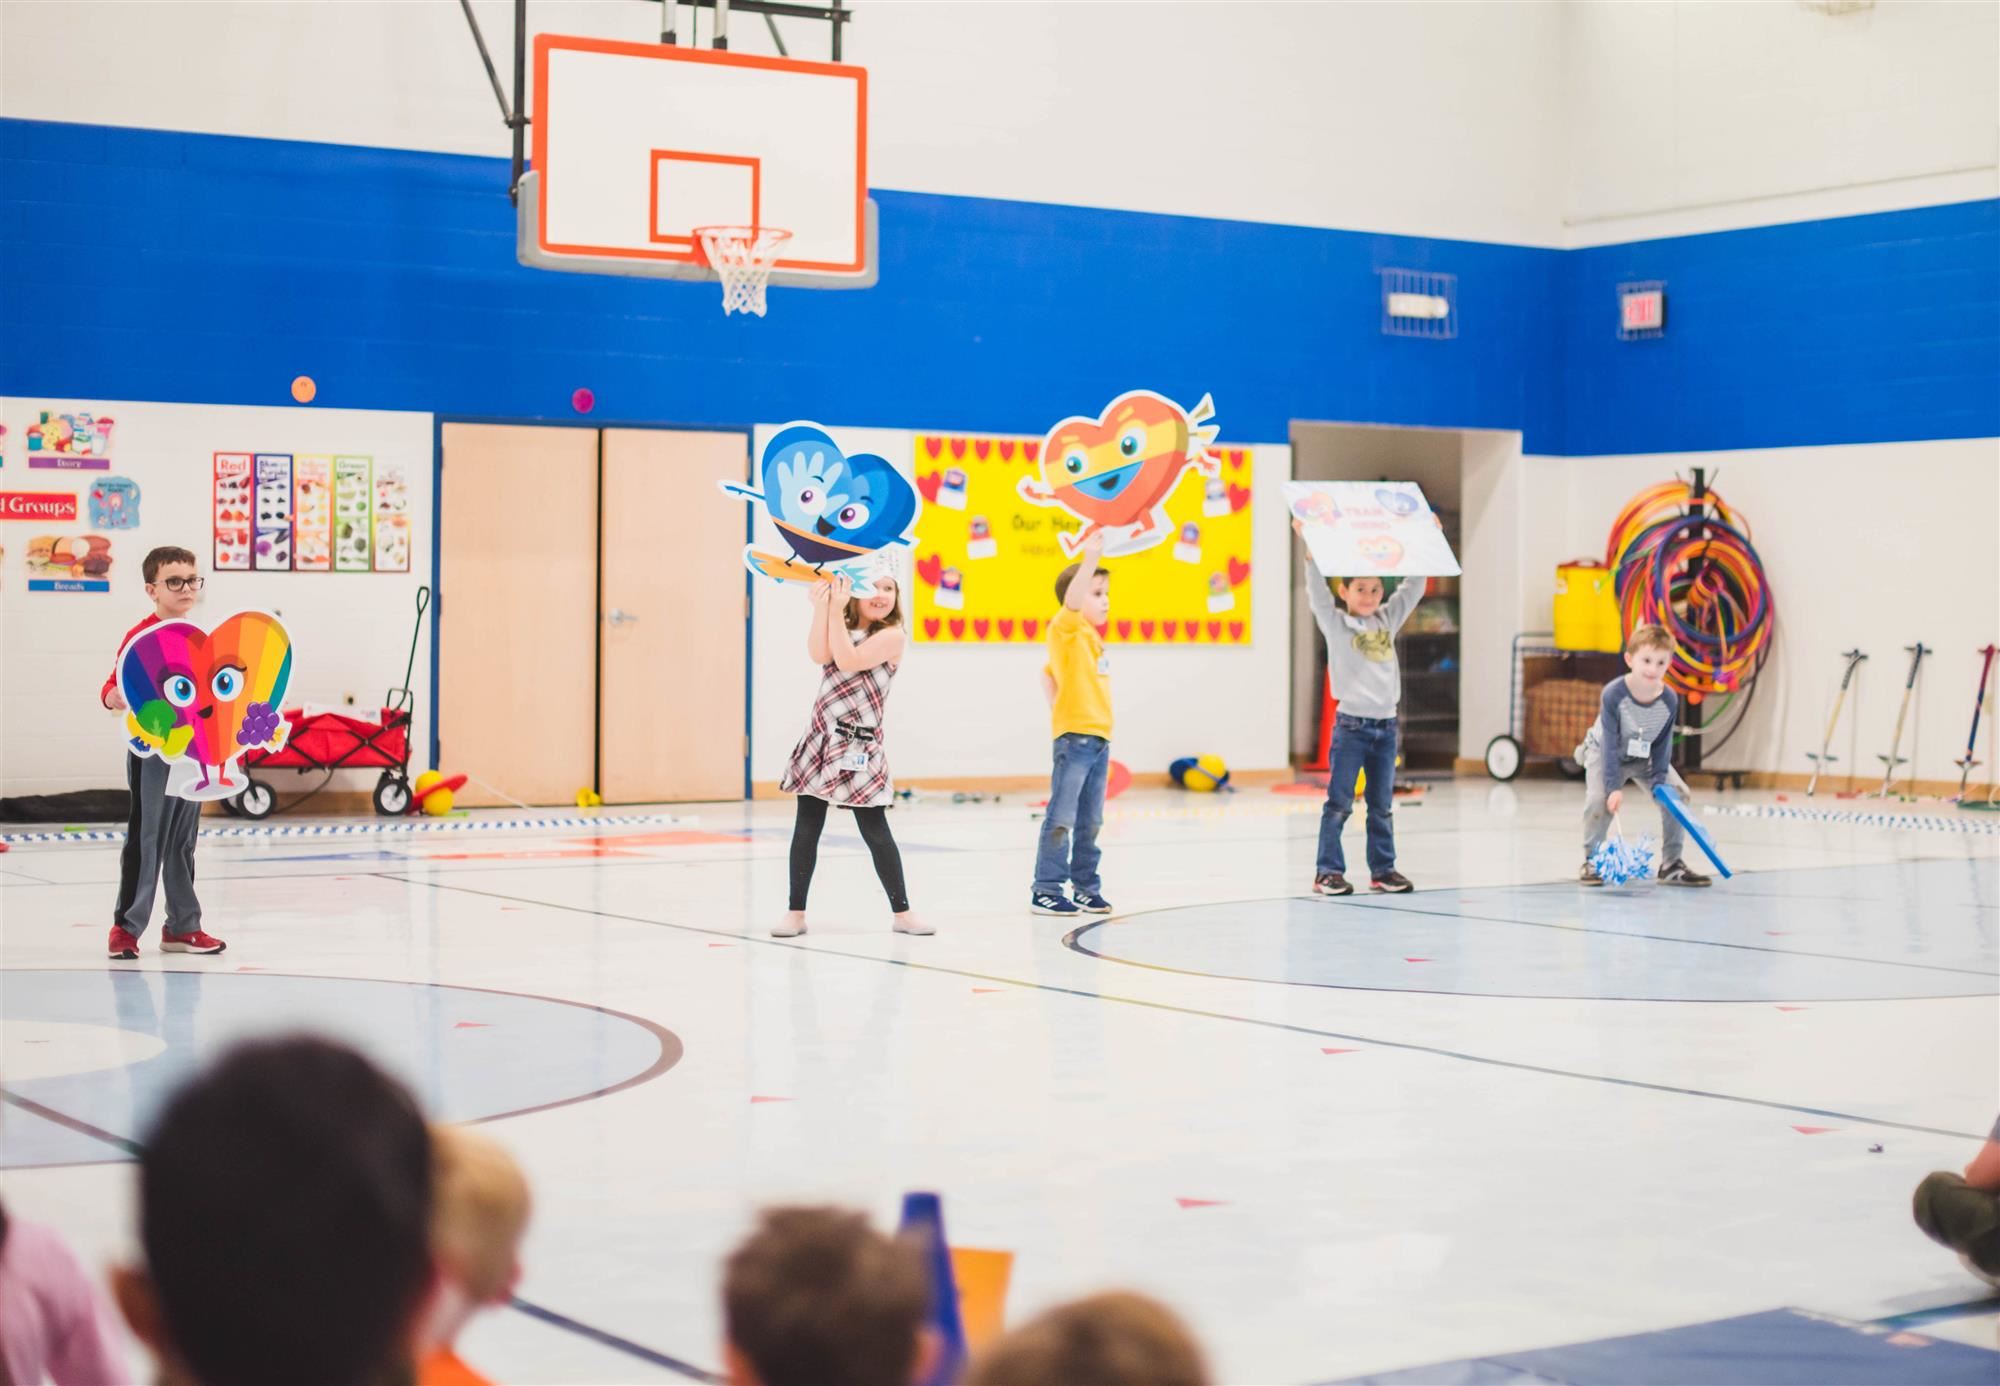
[571,388,595,414]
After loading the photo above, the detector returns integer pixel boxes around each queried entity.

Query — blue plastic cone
[899,1191,968,1386]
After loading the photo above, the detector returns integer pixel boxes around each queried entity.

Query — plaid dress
[780,633,897,808]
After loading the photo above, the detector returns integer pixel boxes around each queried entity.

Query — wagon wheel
[373,771,412,817]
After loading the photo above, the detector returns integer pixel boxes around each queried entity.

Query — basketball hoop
[693,225,793,316]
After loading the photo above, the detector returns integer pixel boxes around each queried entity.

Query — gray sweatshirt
[1302,559,1426,719]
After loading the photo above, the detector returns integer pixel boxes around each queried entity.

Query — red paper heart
[917,472,942,505]
[923,618,941,639]
[924,436,943,460]
[1023,441,1040,463]
[1185,621,1201,640]
[1228,484,1250,513]
[1228,557,1251,587]
[974,440,992,461]
[1159,622,1176,642]
[1095,622,1110,639]
[1116,620,1133,640]
[917,553,944,588]
[1207,620,1223,640]
[998,440,1016,462]
[1023,619,1040,639]
[949,438,967,461]
[948,618,966,639]
[1229,449,1248,470]
[972,618,990,639]
[1228,621,1245,641]
[1139,621,1156,641]
[997,619,1015,639]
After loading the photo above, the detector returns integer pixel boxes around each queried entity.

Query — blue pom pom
[1591,833,1656,885]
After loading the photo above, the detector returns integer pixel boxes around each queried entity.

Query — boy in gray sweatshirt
[1299,526,1426,895]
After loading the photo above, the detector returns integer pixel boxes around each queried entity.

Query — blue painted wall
[1558,199,2000,454]
[3,118,1995,455]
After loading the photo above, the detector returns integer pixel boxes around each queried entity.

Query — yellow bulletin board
[910,433,1254,645]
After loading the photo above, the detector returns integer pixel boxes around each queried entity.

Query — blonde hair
[430,1124,531,1303]
[1626,622,1673,656]
[967,1291,1210,1386]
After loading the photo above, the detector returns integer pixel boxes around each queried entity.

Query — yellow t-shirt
[1046,607,1112,740]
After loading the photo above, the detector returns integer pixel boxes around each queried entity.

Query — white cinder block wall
[0,399,435,798]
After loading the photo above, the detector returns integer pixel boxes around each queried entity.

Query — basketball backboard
[519,35,875,289]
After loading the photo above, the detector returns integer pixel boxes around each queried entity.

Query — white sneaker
[771,915,807,938]
[892,915,934,936]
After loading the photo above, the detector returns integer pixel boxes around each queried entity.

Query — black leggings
[789,796,909,913]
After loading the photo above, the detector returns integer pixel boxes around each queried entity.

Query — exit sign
[1619,281,1666,339]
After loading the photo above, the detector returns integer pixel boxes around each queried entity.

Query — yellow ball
[1181,753,1230,792]
[412,770,452,817]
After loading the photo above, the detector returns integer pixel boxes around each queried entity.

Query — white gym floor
[3,780,1997,1383]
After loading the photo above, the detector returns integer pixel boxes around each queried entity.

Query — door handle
[606,608,640,627]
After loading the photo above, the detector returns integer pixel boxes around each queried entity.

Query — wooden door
[438,424,599,806]
[598,429,750,803]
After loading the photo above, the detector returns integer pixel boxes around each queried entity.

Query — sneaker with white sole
[1658,860,1712,888]
[1312,873,1353,896]
[1031,891,1079,917]
[107,926,140,960]
[159,930,226,955]
[1370,871,1415,894]
[1072,892,1113,915]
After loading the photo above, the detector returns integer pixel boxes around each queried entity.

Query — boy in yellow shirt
[1033,532,1113,917]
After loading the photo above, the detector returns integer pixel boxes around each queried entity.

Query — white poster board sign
[1285,482,1460,578]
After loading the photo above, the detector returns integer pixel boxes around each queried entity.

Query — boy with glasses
[101,546,226,960]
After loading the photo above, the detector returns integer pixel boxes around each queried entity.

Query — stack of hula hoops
[1606,480,1776,756]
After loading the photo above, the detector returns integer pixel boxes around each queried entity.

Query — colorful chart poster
[26,409,115,470]
[371,463,411,573]
[1286,481,1461,579]
[213,453,253,571]
[254,454,295,571]
[910,434,1254,645]
[292,456,333,571]
[334,456,372,572]
[25,533,113,592]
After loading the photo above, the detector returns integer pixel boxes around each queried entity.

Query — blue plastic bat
[1652,784,1733,878]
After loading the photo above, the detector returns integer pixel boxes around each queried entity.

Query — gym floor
[2,780,1996,1383]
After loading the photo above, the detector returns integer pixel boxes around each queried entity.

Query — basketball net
[694,226,792,316]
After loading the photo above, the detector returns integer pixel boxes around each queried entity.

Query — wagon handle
[387,585,432,714]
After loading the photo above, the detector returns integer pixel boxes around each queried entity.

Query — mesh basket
[1525,678,1604,758]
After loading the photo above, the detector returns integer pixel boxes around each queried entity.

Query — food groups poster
[911,434,1254,645]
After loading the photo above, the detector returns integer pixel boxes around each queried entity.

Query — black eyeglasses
[159,576,206,593]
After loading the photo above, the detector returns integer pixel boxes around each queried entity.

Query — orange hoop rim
[691,225,794,268]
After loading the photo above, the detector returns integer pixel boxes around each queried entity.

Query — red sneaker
[160,930,227,955]
[107,926,140,960]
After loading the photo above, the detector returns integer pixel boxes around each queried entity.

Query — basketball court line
[1081,890,1999,982]
[383,873,1991,1141]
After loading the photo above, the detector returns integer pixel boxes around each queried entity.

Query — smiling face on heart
[1037,391,1200,526]
[119,611,293,768]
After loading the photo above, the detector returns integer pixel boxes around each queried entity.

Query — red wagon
[229,588,430,819]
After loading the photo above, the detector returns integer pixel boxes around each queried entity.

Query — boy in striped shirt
[1580,623,1710,887]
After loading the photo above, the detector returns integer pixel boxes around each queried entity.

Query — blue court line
[397,876,1993,1142]
[1184,893,2000,981]
[508,1297,719,1382]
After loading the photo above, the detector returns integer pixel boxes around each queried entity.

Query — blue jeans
[1033,733,1109,896]
[1317,714,1399,878]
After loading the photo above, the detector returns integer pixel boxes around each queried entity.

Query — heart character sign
[1018,391,1219,558]
[117,611,294,800]
[722,422,920,596]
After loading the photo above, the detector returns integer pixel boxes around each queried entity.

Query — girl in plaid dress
[774,573,930,938]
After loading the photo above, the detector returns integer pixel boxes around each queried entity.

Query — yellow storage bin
[1554,560,1623,653]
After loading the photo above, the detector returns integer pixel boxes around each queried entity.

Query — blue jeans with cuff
[1033,733,1109,896]
[1317,713,1399,878]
